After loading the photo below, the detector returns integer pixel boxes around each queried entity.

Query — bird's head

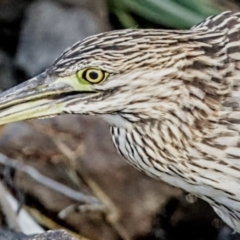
[0,29,215,128]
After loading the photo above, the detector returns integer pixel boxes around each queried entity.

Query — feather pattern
[50,11,240,231]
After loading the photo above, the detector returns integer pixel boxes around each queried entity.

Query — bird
[0,10,239,232]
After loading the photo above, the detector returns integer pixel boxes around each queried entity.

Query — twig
[0,180,21,231]
[0,153,101,205]
[26,122,130,240]
[58,203,105,219]
[6,191,44,234]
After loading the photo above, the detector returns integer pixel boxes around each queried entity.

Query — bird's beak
[0,72,95,125]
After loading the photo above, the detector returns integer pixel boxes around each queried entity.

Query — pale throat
[102,114,134,130]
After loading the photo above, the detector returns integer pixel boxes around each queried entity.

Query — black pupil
[89,71,99,80]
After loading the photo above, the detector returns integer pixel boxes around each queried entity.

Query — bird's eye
[79,68,106,84]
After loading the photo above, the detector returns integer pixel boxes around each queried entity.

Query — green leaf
[107,0,223,29]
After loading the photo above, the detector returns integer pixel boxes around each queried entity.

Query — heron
[0,11,239,232]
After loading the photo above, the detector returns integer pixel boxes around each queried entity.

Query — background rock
[0,229,77,240]
[0,50,16,90]
[0,0,31,55]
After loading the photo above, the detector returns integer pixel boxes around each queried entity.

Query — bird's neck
[109,118,195,176]
[102,114,136,130]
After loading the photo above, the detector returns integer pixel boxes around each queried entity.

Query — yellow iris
[78,68,107,84]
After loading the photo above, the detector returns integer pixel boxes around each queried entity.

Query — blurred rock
[0,50,16,90]
[217,226,240,240]
[0,0,31,23]
[30,230,77,240]
[54,0,108,20]
[0,228,27,240]
[0,0,30,54]
[0,229,77,240]
[15,0,110,77]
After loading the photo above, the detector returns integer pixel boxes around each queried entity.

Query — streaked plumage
[0,11,240,232]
